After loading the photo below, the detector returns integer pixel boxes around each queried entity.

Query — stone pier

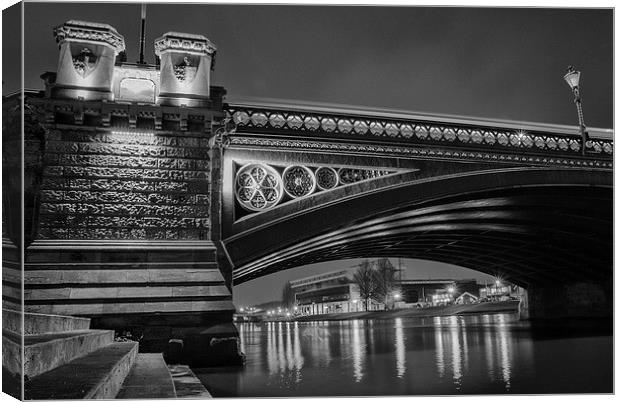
[16,20,242,366]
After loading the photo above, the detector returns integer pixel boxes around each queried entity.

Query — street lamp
[563,65,588,155]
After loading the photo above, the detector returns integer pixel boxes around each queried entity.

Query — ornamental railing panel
[226,104,613,159]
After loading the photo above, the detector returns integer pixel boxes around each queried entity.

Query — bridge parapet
[227,103,613,167]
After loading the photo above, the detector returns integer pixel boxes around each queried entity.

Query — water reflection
[433,316,445,378]
[450,316,462,389]
[351,320,365,382]
[214,313,610,396]
[394,318,405,378]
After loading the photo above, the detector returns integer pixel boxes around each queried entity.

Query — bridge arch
[225,167,612,289]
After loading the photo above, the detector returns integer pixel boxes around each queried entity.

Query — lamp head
[564,65,581,90]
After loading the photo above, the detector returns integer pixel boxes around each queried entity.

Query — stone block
[172,285,230,297]
[17,311,91,335]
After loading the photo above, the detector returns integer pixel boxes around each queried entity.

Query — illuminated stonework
[155,32,217,107]
[235,164,284,212]
[53,20,125,51]
[154,31,217,56]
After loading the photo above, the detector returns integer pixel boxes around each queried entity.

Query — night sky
[6,3,614,306]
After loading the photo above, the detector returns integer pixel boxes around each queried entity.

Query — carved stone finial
[154,31,217,107]
[154,32,217,57]
[53,20,125,54]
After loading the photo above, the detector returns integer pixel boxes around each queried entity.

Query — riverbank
[272,301,519,322]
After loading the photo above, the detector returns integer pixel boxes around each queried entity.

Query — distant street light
[393,291,402,301]
[563,65,589,155]
[447,286,455,294]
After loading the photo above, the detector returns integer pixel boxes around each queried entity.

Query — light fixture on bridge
[563,65,589,155]
[563,66,581,89]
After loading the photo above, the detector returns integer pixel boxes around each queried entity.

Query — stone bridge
[3,20,613,366]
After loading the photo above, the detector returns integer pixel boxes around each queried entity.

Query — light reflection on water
[197,313,612,397]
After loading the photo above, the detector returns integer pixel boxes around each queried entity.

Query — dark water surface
[196,314,612,396]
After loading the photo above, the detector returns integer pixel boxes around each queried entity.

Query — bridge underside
[228,171,612,290]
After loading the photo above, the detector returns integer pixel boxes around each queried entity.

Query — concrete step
[18,329,115,378]
[168,365,212,398]
[25,341,138,400]
[116,353,176,399]
[3,309,91,335]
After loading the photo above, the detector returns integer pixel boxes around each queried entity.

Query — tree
[281,281,296,310]
[375,258,398,310]
[353,260,380,311]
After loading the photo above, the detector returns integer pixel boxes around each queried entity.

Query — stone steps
[22,329,115,379]
[24,342,139,400]
[116,354,176,399]
[4,307,220,399]
[3,309,91,335]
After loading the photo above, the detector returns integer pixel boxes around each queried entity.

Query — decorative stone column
[154,32,217,107]
[52,20,125,101]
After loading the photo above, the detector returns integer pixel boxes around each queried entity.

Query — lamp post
[563,66,588,155]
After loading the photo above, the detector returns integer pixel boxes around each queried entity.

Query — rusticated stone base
[24,239,242,367]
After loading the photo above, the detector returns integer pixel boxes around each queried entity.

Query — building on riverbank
[479,282,524,302]
[291,271,486,314]
[291,270,384,315]
[399,279,480,306]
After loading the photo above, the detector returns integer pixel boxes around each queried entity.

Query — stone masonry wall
[37,128,211,241]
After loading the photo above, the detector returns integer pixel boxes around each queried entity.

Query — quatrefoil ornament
[235,164,284,212]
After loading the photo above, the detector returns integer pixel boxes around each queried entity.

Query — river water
[196,313,612,396]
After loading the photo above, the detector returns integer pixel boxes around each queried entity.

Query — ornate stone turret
[52,20,125,100]
[154,32,217,107]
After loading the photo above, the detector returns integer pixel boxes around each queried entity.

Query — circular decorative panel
[235,164,284,212]
[283,166,316,198]
[315,167,339,190]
